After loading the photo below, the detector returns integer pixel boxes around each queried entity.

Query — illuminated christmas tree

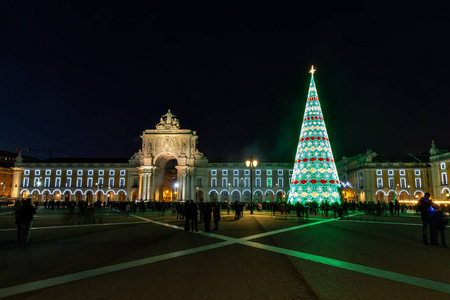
[288,66,341,204]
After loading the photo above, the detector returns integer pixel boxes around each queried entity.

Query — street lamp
[174,183,178,201]
[0,182,4,197]
[245,157,258,214]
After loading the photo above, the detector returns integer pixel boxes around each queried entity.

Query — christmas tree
[287,66,341,204]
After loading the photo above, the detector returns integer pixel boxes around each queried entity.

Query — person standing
[203,202,212,232]
[14,200,22,242]
[213,203,220,230]
[429,204,448,247]
[184,201,191,231]
[190,200,198,232]
[417,192,432,245]
[20,198,36,243]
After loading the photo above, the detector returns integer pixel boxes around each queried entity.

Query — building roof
[37,157,130,164]
[372,153,429,163]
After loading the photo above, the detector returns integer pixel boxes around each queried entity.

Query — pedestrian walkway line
[345,220,421,226]
[239,240,450,294]
[0,240,235,299]
[0,221,149,232]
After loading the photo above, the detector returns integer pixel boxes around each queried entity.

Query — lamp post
[245,157,258,214]
[0,182,4,197]
[174,183,178,201]
[228,183,231,202]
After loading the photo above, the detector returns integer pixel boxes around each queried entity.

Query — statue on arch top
[156,109,181,129]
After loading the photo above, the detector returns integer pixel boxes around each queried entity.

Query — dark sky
[1,2,449,162]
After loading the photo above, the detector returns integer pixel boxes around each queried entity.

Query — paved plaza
[0,207,449,299]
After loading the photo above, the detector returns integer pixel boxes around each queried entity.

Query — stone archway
[210,191,218,202]
[231,191,240,202]
[376,191,384,202]
[265,191,274,202]
[242,191,250,202]
[196,190,204,202]
[131,190,138,202]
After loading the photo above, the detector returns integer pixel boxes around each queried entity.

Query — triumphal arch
[133,110,208,201]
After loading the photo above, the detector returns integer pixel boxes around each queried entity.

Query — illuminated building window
[120,170,126,176]
[99,170,104,176]
[66,178,72,187]
[222,170,228,176]
[88,170,94,176]
[233,170,239,176]
[244,178,250,187]
[76,178,82,188]
[87,178,93,188]
[376,170,382,176]
[399,170,405,176]
[45,170,51,176]
[211,178,217,187]
[35,170,40,176]
[55,178,61,188]
[244,170,250,176]
[98,178,104,187]
[24,170,30,176]
[415,178,421,188]
[67,170,72,176]
[388,178,394,188]
[233,178,239,187]
[222,178,227,187]
[377,178,383,188]
[211,170,217,176]
[255,178,261,188]
[267,170,272,176]
[77,170,83,176]
[388,170,394,176]
[414,170,420,176]
[119,178,125,188]
[267,178,272,188]
[441,163,446,170]
[34,178,39,187]
[56,170,61,176]
[278,178,283,188]
[400,178,406,188]
[442,173,448,185]
[109,170,115,176]
[44,178,50,187]
[289,170,293,176]
[23,177,29,187]
[278,170,283,176]
[255,170,261,176]
[108,178,114,188]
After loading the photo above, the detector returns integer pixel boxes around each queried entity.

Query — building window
[233,170,239,176]
[222,170,228,176]
[388,178,394,188]
[244,178,250,187]
[400,178,406,188]
[233,178,239,187]
[388,170,394,176]
[414,170,420,176]
[108,178,114,188]
[267,170,272,176]
[45,169,51,176]
[399,169,405,176]
[66,178,72,188]
[255,170,261,176]
[441,163,446,170]
[289,170,293,176]
[76,178,82,188]
[197,178,202,187]
[376,169,382,176]
[377,178,383,188]
[88,170,94,176]
[415,178,422,188]
[98,178,104,187]
[87,178,93,188]
[77,170,82,176]
[222,178,228,187]
[244,170,250,176]
[211,178,217,188]
[99,170,104,176]
[56,170,61,176]
[55,177,61,188]
[255,178,261,188]
[24,169,30,176]
[267,178,272,188]
[35,170,40,176]
[34,178,39,187]
[109,170,115,176]
[211,170,217,176]
[278,170,283,176]
[119,178,125,188]
[278,178,283,188]
[67,170,72,176]
[44,178,50,187]
[442,173,448,185]
[23,177,29,187]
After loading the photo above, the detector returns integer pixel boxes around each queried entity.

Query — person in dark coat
[203,202,212,232]
[184,201,190,231]
[429,204,448,247]
[14,200,22,242]
[19,198,36,243]
[213,203,220,230]
[190,200,198,232]
[417,192,432,245]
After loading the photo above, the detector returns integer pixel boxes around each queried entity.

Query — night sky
[1,2,449,162]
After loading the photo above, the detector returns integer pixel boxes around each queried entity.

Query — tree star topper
[309,65,316,76]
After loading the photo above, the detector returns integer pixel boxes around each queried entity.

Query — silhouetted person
[394,200,400,217]
[417,192,432,245]
[14,200,21,242]
[20,198,36,243]
[203,202,212,232]
[429,204,448,247]
[184,201,191,231]
[213,203,220,230]
[190,200,198,232]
